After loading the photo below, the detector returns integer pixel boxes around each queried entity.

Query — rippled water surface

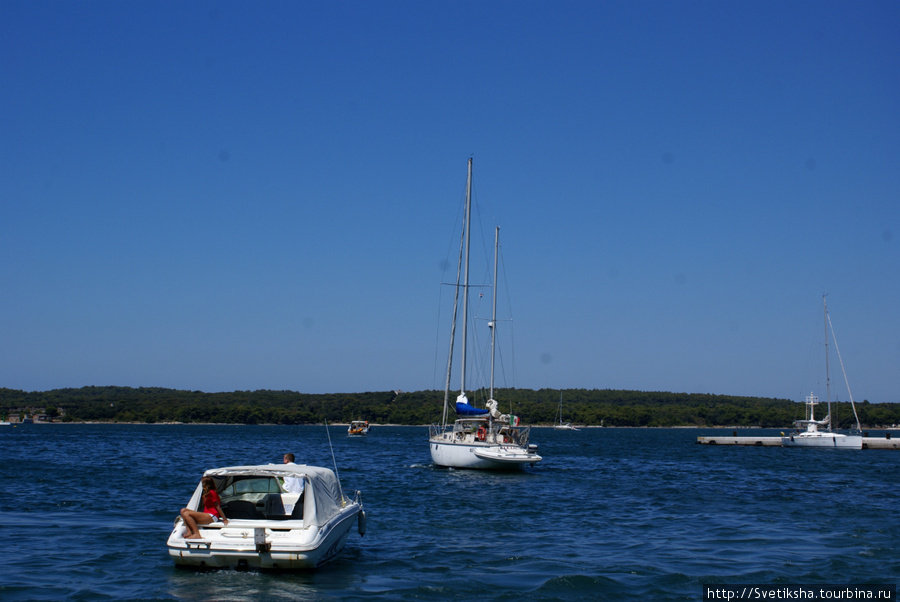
[1,425,897,600]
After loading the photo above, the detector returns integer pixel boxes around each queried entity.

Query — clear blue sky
[2,1,898,404]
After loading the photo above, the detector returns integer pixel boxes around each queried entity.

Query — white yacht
[167,463,365,569]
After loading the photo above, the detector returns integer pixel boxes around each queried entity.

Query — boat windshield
[219,476,284,496]
[212,475,305,521]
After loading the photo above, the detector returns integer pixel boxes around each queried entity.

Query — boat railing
[346,490,363,507]
[498,424,531,448]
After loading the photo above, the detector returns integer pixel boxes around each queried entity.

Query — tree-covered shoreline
[3,386,898,428]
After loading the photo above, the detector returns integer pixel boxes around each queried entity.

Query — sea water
[1,424,897,600]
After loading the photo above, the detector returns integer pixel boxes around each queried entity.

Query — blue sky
[2,1,898,404]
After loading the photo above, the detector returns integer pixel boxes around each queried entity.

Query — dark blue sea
[1,425,897,600]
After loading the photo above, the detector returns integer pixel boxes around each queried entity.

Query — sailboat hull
[430,439,540,470]
[781,433,862,449]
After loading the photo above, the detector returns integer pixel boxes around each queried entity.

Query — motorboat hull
[167,504,362,569]
[781,433,863,449]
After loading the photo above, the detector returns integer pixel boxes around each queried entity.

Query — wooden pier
[696,432,900,449]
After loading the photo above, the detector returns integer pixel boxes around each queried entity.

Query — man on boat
[282,453,303,493]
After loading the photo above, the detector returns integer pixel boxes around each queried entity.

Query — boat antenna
[323,418,346,503]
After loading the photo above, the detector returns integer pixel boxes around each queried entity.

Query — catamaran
[782,296,862,449]
[428,159,542,470]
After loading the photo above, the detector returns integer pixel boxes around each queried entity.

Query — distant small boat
[782,296,862,450]
[348,420,369,436]
[166,463,365,569]
[553,392,579,431]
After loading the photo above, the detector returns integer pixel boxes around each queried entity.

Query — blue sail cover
[455,402,490,416]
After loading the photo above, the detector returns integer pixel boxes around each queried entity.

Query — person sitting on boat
[282,453,303,493]
[180,476,228,539]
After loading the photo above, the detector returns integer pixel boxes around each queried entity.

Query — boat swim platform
[696,432,900,449]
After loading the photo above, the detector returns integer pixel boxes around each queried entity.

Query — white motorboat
[428,159,542,470]
[553,392,579,431]
[347,420,369,436]
[782,296,862,450]
[167,464,365,569]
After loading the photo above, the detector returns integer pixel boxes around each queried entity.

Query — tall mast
[441,206,465,427]
[823,295,832,431]
[459,158,473,396]
[489,226,499,401]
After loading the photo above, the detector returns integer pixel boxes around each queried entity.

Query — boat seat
[263,493,303,520]
[222,500,261,520]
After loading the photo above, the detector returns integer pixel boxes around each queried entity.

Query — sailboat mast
[823,295,833,431]
[441,213,465,427]
[460,158,473,396]
[489,226,499,401]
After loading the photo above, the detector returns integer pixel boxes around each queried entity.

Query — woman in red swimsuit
[180,476,228,539]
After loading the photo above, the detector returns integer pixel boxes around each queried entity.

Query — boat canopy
[201,464,344,527]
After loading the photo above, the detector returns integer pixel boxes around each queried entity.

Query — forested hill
[2,386,897,428]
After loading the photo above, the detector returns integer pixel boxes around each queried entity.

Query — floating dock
[697,432,900,449]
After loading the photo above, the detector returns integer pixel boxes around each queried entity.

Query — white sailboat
[553,392,579,431]
[428,159,542,470]
[782,296,862,449]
